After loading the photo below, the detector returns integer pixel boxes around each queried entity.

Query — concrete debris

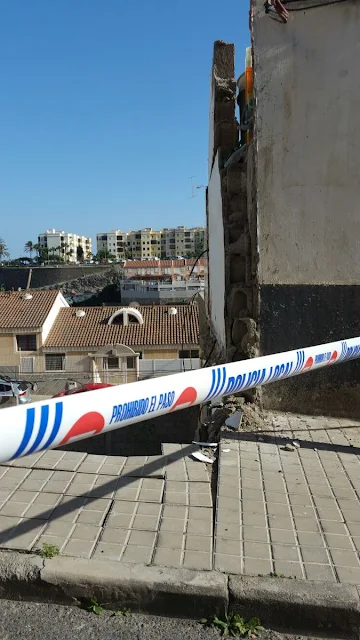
[191,451,215,464]
[283,444,295,452]
[292,440,301,448]
[192,441,218,448]
[225,410,243,431]
[199,394,268,443]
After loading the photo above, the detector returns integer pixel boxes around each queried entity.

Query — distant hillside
[0,264,122,292]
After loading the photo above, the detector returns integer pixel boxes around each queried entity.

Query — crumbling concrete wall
[206,41,259,379]
[252,0,360,417]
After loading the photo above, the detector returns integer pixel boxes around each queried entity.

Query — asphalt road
[0,600,346,640]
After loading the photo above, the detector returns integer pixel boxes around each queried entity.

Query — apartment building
[123,258,207,281]
[38,229,92,263]
[127,228,161,260]
[161,226,205,258]
[96,230,128,260]
[96,226,206,260]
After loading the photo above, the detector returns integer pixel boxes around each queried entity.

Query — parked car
[52,382,114,398]
[0,377,37,405]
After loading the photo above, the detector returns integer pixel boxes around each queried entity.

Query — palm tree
[24,240,34,260]
[33,243,41,262]
[48,247,57,262]
[41,247,49,264]
[77,244,84,262]
[60,242,69,260]
[0,238,10,263]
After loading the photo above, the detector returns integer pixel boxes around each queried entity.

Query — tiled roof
[0,290,60,329]
[44,305,199,348]
[124,259,207,269]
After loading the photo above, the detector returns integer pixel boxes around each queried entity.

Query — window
[107,357,119,370]
[45,354,65,371]
[179,349,199,359]
[16,335,37,351]
[127,357,136,369]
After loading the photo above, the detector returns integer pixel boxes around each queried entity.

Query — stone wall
[206,41,259,388]
[0,265,121,291]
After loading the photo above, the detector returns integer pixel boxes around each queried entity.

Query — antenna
[189,176,205,199]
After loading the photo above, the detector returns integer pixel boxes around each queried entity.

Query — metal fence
[0,359,201,399]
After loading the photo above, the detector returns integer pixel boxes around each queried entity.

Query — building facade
[38,229,92,263]
[96,227,206,260]
[96,230,128,260]
[123,258,207,281]
[127,228,161,260]
[205,4,360,417]
[0,290,200,395]
[161,227,205,259]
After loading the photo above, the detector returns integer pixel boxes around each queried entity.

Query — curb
[0,552,228,619]
[0,551,359,634]
[229,575,360,636]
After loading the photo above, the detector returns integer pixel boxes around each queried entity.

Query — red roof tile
[0,290,61,329]
[44,305,199,348]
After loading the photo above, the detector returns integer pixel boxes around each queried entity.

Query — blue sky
[0,0,249,257]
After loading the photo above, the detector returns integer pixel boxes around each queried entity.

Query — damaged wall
[252,0,360,416]
[206,41,259,372]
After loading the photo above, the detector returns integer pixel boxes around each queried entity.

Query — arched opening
[107,307,144,327]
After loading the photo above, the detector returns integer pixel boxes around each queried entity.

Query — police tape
[0,336,359,463]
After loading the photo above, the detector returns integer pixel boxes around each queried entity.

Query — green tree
[24,240,35,259]
[193,239,205,258]
[124,248,132,259]
[96,249,116,261]
[0,238,10,262]
[39,247,49,264]
[33,243,41,261]
[48,247,57,262]
[77,244,84,262]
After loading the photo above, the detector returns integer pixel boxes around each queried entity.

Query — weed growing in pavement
[201,613,264,637]
[113,608,131,617]
[85,597,104,615]
[38,543,60,558]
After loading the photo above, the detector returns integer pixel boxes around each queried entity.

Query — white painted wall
[208,151,226,349]
[253,1,360,285]
[41,293,69,344]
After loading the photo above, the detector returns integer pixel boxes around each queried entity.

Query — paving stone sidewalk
[0,443,214,571]
[0,413,360,585]
[215,413,360,584]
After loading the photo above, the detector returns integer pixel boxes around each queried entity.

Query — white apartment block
[96,230,128,260]
[96,227,205,260]
[38,229,92,263]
